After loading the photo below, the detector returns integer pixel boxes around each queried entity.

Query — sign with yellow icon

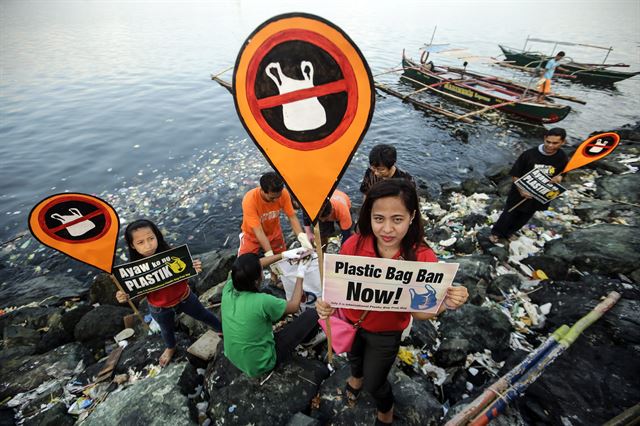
[112,245,197,298]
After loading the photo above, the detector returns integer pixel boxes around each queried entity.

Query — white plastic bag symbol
[51,208,95,236]
[265,61,327,131]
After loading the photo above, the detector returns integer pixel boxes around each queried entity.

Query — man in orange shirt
[303,189,354,249]
[239,172,312,256]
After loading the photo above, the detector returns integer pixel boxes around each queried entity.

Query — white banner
[322,254,459,313]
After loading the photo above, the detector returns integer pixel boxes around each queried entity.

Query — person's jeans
[149,291,222,349]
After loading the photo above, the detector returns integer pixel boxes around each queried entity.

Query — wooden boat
[401,53,571,124]
[498,39,640,85]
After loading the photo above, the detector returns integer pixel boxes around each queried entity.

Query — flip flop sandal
[344,382,361,406]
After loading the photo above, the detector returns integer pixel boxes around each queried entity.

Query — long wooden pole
[507,198,527,212]
[456,97,536,120]
[109,274,149,330]
[314,225,333,364]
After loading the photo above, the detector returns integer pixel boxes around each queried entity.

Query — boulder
[23,401,74,426]
[60,304,93,335]
[190,249,236,295]
[74,305,132,343]
[461,177,497,196]
[596,174,640,204]
[89,274,120,306]
[407,319,438,349]
[544,224,640,275]
[3,325,40,350]
[436,304,512,363]
[206,350,329,425]
[0,306,62,336]
[36,326,73,354]
[453,255,494,285]
[520,277,640,424]
[453,237,476,255]
[82,362,196,426]
[436,338,471,366]
[488,274,522,296]
[520,255,568,281]
[0,342,92,400]
[312,361,441,425]
[425,227,452,244]
[462,214,488,230]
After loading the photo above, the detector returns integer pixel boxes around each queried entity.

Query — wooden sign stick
[508,198,528,212]
[109,274,149,330]
[314,225,333,364]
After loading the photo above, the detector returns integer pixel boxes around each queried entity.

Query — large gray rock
[190,249,236,295]
[520,255,568,281]
[436,304,513,363]
[453,255,494,284]
[596,173,640,204]
[0,342,92,400]
[544,224,640,275]
[0,275,87,308]
[488,274,522,296]
[23,401,74,426]
[82,362,196,426]
[205,350,329,425]
[74,305,131,343]
[461,177,497,196]
[312,361,441,425]
[89,274,120,306]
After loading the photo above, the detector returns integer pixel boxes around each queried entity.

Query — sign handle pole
[109,274,150,331]
[314,225,333,364]
[507,198,527,213]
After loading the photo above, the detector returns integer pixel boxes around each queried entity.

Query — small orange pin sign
[28,193,120,273]
[563,132,620,173]
[233,13,375,222]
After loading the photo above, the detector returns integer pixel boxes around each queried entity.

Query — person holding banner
[490,127,568,243]
[238,172,312,256]
[359,144,415,195]
[221,250,319,378]
[316,179,468,425]
[115,219,222,367]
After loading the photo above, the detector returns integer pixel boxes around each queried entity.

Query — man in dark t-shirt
[490,128,569,242]
[360,144,415,195]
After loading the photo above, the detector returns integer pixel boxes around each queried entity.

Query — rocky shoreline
[1,123,639,425]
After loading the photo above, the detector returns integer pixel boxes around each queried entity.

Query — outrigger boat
[498,37,640,85]
[397,51,572,124]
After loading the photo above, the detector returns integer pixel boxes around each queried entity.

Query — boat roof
[526,37,612,51]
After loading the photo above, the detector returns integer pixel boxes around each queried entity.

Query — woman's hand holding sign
[442,285,469,310]
[316,300,335,320]
[193,258,202,273]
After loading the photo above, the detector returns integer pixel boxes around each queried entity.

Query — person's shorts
[541,78,552,94]
[237,232,286,256]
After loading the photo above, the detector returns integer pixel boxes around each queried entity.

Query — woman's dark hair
[356,178,425,261]
[231,253,262,293]
[124,219,170,261]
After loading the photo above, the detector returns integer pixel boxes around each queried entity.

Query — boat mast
[602,46,613,64]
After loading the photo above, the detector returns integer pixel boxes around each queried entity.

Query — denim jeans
[149,291,222,349]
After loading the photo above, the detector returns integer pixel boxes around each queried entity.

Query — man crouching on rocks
[490,127,569,243]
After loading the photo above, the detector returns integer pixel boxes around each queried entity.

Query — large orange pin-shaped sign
[233,13,375,222]
[28,193,120,273]
[563,132,620,173]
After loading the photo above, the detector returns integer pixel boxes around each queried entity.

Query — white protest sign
[514,168,566,204]
[322,254,459,313]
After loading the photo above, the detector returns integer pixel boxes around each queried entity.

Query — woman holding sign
[316,179,468,425]
[115,219,223,367]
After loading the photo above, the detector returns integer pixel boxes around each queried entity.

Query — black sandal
[344,381,361,406]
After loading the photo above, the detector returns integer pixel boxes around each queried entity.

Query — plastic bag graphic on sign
[51,208,96,237]
[266,61,327,131]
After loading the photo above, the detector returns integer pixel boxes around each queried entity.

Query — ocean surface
[1,0,639,299]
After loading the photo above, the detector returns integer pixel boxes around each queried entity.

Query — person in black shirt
[490,128,569,243]
[360,144,415,195]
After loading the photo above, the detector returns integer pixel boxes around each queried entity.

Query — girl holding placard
[115,219,222,367]
[316,179,468,425]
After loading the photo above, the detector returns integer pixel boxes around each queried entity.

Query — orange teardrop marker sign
[563,132,620,173]
[233,13,374,222]
[28,193,120,273]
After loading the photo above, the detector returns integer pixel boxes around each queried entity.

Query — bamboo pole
[314,225,333,364]
[507,198,528,212]
[455,97,536,120]
[374,82,474,123]
[445,325,570,426]
[210,65,233,79]
[109,275,150,330]
[467,292,621,426]
[372,67,405,77]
